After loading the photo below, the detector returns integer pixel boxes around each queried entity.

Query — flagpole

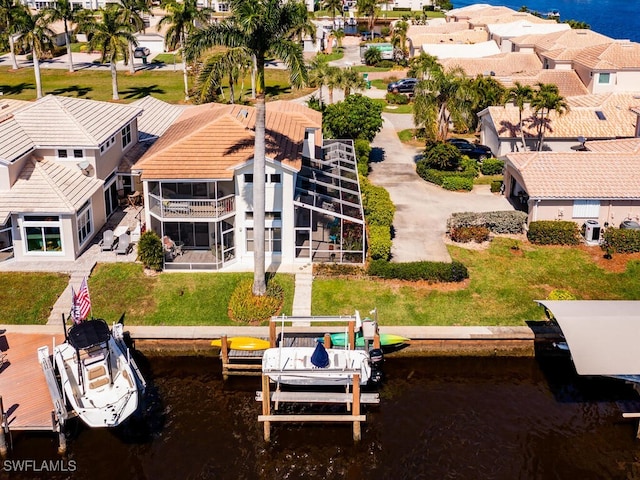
[86,277,92,320]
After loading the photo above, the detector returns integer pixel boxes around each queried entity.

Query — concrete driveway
[369,114,513,262]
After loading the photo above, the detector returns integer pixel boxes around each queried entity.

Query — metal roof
[537,300,640,376]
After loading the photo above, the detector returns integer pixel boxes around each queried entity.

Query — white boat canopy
[537,300,640,376]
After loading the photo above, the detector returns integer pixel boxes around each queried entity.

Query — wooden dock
[0,331,67,456]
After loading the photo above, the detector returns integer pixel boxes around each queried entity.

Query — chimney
[302,127,318,161]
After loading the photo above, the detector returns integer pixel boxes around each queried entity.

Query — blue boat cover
[311,341,330,368]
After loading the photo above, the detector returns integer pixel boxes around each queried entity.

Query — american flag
[72,277,91,323]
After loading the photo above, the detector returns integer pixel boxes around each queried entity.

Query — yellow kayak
[210,336,270,351]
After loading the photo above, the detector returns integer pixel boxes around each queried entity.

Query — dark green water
[5,355,640,479]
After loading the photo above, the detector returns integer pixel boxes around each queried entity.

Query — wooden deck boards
[0,332,64,430]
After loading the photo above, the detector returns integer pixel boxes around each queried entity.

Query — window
[573,200,600,218]
[598,72,611,84]
[218,2,229,11]
[121,124,132,148]
[269,174,281,184]
[22,216,62,253]
[246,211,281,220]
[74,149,83,158]
[246,227,281,252]
[244,174,254,183]
[77,201,92,246]
[57,150,68,158]
[100,135,116,153]
[595,111,607,120]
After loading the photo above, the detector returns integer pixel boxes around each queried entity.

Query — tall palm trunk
[64,21,74,72]
[251,54,256,99]
[110,61,119,100]
[180,37,189,101]
[328,86,334,104]
[9,35,19,70]
[228,71,235,104]
[33,46,43,98]
[128,41,136,74]
[518,108,526,151]
[252,59,266,296]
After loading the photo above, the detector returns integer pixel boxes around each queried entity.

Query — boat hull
[262,347,371,386]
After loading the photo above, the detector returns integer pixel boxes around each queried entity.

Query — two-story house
[135,101,365,271]
[0,95,143,262]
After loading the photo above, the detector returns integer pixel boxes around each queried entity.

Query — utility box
[582,219,601,243]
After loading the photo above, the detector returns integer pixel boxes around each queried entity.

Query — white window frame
[77,201,93,246]
[100,135,116,154]
[572,200,600,218]
[21,215,64,255]
[121,124,132,149]
[246,226,282,253]
[598,72,611,84]
[57,149,68,159]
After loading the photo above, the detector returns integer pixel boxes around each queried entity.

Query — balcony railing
[148,193,235,219]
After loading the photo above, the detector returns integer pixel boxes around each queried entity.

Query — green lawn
[311,238,640,326]
[371,97,413,114]
[317,50,344,62]
[87,263,295,326]
[0,272,69,324]
[0,66,312,103]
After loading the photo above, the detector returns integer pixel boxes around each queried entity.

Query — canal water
[5,354,640,479]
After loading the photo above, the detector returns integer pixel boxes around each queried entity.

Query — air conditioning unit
[582,219,601,243]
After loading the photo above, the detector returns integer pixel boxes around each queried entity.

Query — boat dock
[0,330,68,456]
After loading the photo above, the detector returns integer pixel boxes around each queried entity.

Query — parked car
[446,138,493,161]
[620,220,640,229]
[387,78,417,94]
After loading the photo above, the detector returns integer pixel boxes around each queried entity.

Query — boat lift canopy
[68,319,111,350]
[537,300,640,376]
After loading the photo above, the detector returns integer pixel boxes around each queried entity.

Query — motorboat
[47,319,146,428]
[262,342,372,386]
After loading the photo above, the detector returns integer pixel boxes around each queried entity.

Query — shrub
[527,221,580,245]
[447,211,528,234]
[314,263,366,277]
[368,225,392,260]
[450,226,490,243]
[361,178,395,226]
[480,158,504,175]
[460,157,479,175]
[367,259,468,282]
[323,94,383,141]
[381,26,391,36]
[442,176,473,191]
[364,47,382,66]
[137,231,164,271]
[385,92,409,105]
[490,180,503,193]
[601,227,640,254]
[354,138,372,177]
[548,289,577,300]
[422,142,462,171]
[375,60,395,68]
[228,279,284,323]
[416,165,476,186]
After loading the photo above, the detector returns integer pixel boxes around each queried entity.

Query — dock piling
[0,396,7,457]
[52,411,66,455]
[353,374,361,442]
[262,375,271,443]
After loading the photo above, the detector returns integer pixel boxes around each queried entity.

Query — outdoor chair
[99,229,118,251]
[163,235,183,260]
[114,233,132,255]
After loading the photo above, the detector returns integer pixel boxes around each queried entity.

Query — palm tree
[118,0,150,74]
[340,67,366,97]
[408,51,439,80]
[356,0,379,36]
[392,19,408,56]
[530,83,569,151]
[0,0,23,70]
[307,54,330,106]
[84,5,136,101]
[43,0,80,73]
[185,0,312,296]
[323,0,342,28]
[158,0,212,102]
[325,65,342,104]
[195,47,251,104]
[15,8,54,99]
[412,64,471,141]
[505,81,534,151]
[331,27,345,50]
[468,75,505,132]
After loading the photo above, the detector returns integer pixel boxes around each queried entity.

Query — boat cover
[68,319,111,350]
[310,341,330,368]
[537,300,640,376]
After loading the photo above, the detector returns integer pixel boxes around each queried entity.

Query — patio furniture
[163,235,183,259]
[128,191,143,207]
[99,230,118,251]
[114,233,132,255]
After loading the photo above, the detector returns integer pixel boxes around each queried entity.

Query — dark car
[387,78,417,94]
[446,138,493,161]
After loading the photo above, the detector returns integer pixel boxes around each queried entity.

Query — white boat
[47,319,146,428]
[262,343,372,386]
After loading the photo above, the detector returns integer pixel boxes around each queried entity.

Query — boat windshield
[68,319,111,350]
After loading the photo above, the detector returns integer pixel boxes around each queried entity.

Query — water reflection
[7,355,640,480]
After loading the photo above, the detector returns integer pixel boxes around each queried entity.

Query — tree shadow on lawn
[264,85,291,97]
[120,85,165,99]
[0,82,34,95]
[49,85,93,97]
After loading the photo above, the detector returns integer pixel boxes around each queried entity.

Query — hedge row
[385,92,409,105]
[368,224,392,260]
[527,220,580,245]
[361,178,395,227]
[367,259,468,282]
[355,138,372,178]
[490,180,503,193]
[602,228,640,253]
[416,165,476,186]
[447,211,528,234]
[450,226,490,243]
[441,176,474,191]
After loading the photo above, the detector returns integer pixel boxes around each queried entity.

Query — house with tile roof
[135,101,365,270]
[503,150,640,230]
[478,92,640,156]
[572,41,640,94]
[0,95,143,262]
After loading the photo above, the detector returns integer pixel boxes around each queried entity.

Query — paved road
[369,114,513,263]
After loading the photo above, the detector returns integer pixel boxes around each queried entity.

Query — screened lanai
[293,139,366,263]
